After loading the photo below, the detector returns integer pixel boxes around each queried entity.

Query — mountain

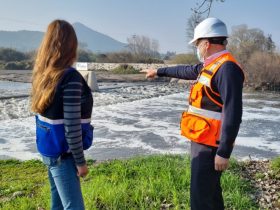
[0,30,43,52]
[0,22,126,53]
[73,22,126,53]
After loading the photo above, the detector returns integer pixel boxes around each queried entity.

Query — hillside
[0,22,126,53]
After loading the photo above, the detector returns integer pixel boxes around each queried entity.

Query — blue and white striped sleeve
[63,74,86,166]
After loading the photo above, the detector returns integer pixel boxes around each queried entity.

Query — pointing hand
[140,69,157,79]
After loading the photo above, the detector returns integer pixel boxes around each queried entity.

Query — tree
[77,49,96,62]
[96,52,134,63]
[151,39,160,58]
[187,0,225,52]
[0,48,26,62]
[192,0,225,17]
[227,25,276,66]
[126,35,160,61]
[265,34,276,53]
[246,51,280,87]
[186,13,203,53]
[164,51,176,60]
[167,53,198,64]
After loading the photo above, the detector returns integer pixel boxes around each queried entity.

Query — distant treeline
[0,24,279,91]
[224,25,280,91]
[0,48,34,70]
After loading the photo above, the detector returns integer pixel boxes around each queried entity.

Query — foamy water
[0,81,279,161]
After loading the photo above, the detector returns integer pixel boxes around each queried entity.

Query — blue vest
[35,68,93,157]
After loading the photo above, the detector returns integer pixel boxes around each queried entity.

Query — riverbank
[1,155,279,209]
[1,69,280,92]
[0,70,161,83]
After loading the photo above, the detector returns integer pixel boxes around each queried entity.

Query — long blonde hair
[31,20,78,114]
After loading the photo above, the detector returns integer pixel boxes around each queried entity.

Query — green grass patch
[270,156,280,178]
[0,159,49,209]
[111,64,139,74]
[0,155,258,209]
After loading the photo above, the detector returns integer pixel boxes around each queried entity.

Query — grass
[270,156,280,178]
[0,159,49,209]
[0,155,260,210]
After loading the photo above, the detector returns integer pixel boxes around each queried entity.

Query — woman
[31,19,93,210]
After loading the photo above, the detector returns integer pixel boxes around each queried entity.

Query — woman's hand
[77,164,89,177]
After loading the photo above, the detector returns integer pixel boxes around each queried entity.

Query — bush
[136,57,164,64]
[94,52,164,64]
[0,62,5,70]
[245,51,280,89]
[0,48,26,62]
[77,49,96,62]
[97,52,134,63]
[4,61,31,70]
[167,53,198,64]
[111,64,139,74]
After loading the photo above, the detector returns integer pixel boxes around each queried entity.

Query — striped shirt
[63,74,85,166]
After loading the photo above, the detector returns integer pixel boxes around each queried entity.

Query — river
[0,81,279,161]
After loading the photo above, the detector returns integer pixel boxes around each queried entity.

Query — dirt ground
[0,70,170,83]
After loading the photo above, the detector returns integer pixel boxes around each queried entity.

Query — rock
[265,195,271,203]
[12,191,24,198]
[239,159,280,209]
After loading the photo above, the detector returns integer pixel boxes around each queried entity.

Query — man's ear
[205,40,211,49]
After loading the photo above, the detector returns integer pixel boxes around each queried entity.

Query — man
[141,17,244,210]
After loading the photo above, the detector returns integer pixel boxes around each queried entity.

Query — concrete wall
[86,63,177,71]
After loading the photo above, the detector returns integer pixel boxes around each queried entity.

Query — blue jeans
[42,155,85,210]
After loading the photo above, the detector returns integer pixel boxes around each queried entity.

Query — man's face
[195,39,209,62]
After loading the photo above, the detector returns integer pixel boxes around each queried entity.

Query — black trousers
[190,142,224,210]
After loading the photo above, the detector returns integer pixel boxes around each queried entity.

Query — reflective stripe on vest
[198,74,210,87]
[198,56,230,88]
[38,115,91,125]
[188,105,222,120]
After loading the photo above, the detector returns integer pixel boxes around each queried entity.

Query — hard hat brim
[188,38,197,45]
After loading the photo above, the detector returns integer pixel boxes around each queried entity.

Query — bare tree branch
[192,0,225,17]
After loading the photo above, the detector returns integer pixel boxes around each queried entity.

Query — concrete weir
[75,62,177,91]
[76,62,99,92]
[78,70,99,92]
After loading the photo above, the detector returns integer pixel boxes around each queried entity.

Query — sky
[0,0,279,53]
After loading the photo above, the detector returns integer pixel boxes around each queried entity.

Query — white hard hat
[189,17,228,44]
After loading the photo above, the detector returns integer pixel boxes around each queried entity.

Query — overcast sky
[0,0,279,53]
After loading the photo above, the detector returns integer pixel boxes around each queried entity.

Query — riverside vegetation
[2,22,280,92]
[1,155,279,209]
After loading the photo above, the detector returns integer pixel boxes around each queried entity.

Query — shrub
[99,52,134,63]
[245,51,280,88]
[167,53,198,64]
[77,49,96,62]
[4,61,30,70]
[0,61,5,70]
[94,51,164,64]
[111,64,139,74]
[0,48,26,62]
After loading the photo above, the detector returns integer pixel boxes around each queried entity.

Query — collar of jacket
[203,50,229,67]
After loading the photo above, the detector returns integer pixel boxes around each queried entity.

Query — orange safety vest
[180,52,244,147]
